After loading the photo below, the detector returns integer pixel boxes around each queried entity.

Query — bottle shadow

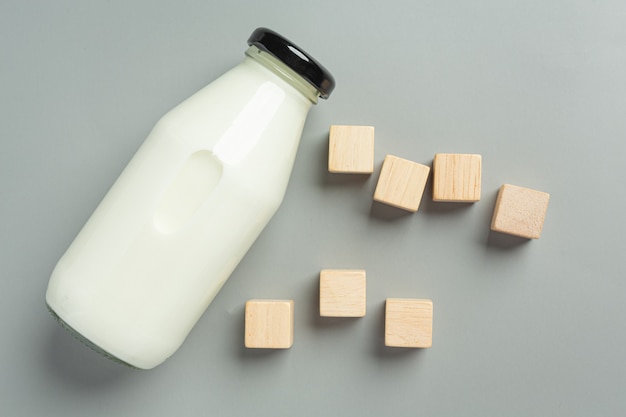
[44,320,133,389]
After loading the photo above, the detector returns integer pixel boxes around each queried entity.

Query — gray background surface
[1,1,625,416]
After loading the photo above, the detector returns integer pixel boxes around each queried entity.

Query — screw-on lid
[247,27,335,99]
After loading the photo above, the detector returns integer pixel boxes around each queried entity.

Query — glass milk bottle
[45,27,335,369]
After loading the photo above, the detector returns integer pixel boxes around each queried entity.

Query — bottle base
[46,303,138,369]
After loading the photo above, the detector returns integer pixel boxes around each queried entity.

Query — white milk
[46,28,335,369]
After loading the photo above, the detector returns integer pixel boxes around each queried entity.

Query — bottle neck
[245,45,320,105]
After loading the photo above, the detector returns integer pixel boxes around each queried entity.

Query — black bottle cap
[247,27,335,99]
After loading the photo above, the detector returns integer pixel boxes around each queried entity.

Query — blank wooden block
[373,155,430,212]
[328,125,375,174]
[491,184,550,239]
[385,298,433,348]
[320,269,366,317]
[245,300,294,349]
[433,153,482,202]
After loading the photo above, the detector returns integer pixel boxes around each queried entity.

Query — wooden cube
[373,155,430,212]
[320,269,366,317]
[328,125,375,174]
[245,300,294,349]
[490,184,550,239]
[432,153,482,202]
[385,298,433,348]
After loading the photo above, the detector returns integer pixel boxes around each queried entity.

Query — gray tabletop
[2,1,625,416]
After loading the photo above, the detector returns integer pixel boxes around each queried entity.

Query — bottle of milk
[45,27,335,369]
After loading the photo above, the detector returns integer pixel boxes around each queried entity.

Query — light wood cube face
[491,184,550,239]
[433,153,482,202]
[385,298,433,348]
[373,155,431,212]
[320,269,366,317]
[245,300,294,349]
[328,125,375,174]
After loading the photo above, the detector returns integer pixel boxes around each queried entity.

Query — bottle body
[46,50,314,369]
